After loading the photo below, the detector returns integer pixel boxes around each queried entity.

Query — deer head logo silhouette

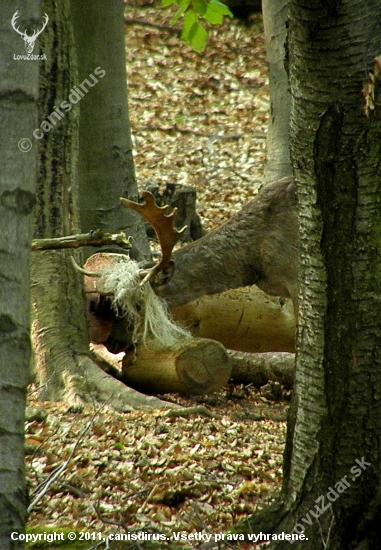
[12,11,49,54]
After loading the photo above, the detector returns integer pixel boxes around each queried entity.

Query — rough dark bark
[238,2,381,548]
[0,3,39,547]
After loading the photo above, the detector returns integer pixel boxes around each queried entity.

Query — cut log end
[121,338,231,395]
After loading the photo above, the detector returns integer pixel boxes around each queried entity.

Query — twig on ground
[28,403,109,513]
[164,406,221,419]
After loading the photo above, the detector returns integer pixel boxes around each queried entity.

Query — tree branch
[31,230,131,251]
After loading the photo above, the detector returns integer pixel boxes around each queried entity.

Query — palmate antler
[121,192,186,285]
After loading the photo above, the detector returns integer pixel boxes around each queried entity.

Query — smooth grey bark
[237,2,381,548]
[0,3,39,547]
[262,0,292,182]
[71,0,150,261]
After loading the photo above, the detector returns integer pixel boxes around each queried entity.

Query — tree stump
[146,183,204,242]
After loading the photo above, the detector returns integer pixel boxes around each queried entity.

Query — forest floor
[26,2,289,548]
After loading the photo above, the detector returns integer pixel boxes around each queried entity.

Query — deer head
[72,192,186,314]
[12,11,49,54]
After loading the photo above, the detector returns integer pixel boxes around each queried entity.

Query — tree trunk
[238,2,381,548]
[262,0,291,182]
[31,0,170,412]
[71,0,150,261]
[0,3,39,547]
[31,0,91,409]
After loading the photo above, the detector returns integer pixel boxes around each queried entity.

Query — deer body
[82,176,298,352]
[153,176,298,310]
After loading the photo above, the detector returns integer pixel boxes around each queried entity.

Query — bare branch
[31,230,131,251]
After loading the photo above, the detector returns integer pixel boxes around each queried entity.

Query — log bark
[228,350,295,388]
[121,338,231,395]
[171,286,295,353]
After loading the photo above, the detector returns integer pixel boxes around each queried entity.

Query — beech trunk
[237,2,381,547]
[0,3,39,546]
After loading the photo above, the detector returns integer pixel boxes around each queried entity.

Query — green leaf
[208,0,233,16]
[181,7,198,33]
[171,0,191,24]
[202,0,233,23]
[192,0,208,15]
[162,0,177,6]
[192,0,233,24]
[181,9,208,52]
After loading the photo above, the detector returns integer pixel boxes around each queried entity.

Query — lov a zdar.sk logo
[11,10,49,53]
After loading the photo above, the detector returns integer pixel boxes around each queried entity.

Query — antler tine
[32,13,49,38]
[71,256,102,278]
[11,11,24,36]
[121,192,186,285]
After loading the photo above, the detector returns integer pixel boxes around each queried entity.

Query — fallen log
[228,350,295,389]
[171,286,295,354]
[121,338,231,395]
[93,342,295,396]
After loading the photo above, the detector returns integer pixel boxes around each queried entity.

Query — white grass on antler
[98,257,192,351]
